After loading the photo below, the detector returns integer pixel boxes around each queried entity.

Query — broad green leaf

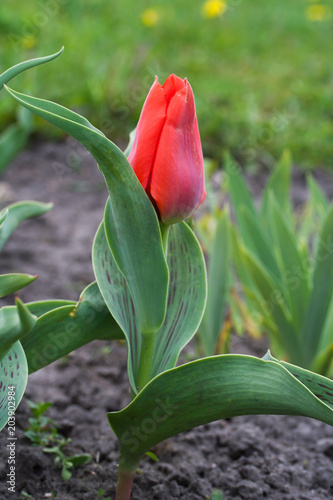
[0,200,53,251]
[0,341,28,431]
[104,198,167,335]
[263,351,333,405]
[108,353,333,469]
[21,282,124,373]
[198,210,229,356]
[0,273,37,298]
[261,149,292,222]
[301,205,333,366]
[0,47,64,90]
[239,246,302,364]
[5,87,169,336]
[93,221,140,391]
[0,299,37,360]
[151,221,207,377]
[268,193,310,331]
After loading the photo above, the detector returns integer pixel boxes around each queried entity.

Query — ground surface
[0,141,333,499]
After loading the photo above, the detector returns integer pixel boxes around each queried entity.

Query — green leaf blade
[0,341,28,431]
[5,87,169,336]
[108,354,333,468]
[21,282,123,373]
[0,273,37,298]
[92,221,140,391]
[151,221,207,377]
[0,47,64,90]
[0,200,53,251]
[301,205,333,365]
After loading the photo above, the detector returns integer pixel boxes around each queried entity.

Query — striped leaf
[93,221,140,391]
[0,341,28,431]
[151,221,207,377]
[109,353,333,472]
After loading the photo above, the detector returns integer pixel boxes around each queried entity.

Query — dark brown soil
[1,141,333,500]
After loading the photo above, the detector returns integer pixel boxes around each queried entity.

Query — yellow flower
[22,36,37,50]
[202,0,227,19]
[141,8,159,27]
[305,4,331,21]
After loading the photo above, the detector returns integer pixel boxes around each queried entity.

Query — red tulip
[128,74,206,225]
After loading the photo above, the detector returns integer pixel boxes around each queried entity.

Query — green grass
[1,0,333,168]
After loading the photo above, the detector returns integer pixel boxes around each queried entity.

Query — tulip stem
[136,332,156,393]
[159,222,170,255]
[115,461,137,500]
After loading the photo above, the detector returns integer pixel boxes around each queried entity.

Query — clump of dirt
[0,141,333,499]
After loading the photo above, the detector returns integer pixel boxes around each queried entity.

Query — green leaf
[108,353,333,469]
[239,206,281,281]
[239,246,302,364]
[124,127,136,158]
[0,200,53,251]
[0,299,37,360]
[67,454,92,467]
[300,205,333,366]
[151,221,207,377]
[268,193,310,331]
[5,86,169,336]
[0,273,37,298]
[26,300,76,318]
[93,221,140,391]
[197,210,230,356]
[93,220,207,389]
[225,153,257,220]
[307,175,329,214]
[0,47,64,90]
[0,341,28,431]
[226,155,280,279]
[261,149,292,222]
[21,282,124,373]
[0,123,29,174]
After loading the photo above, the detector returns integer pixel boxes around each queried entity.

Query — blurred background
[1,0,333,170]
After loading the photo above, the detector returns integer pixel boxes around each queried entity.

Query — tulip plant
[4,55,333,499]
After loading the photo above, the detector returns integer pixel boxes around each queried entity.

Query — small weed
[25,400,92,481]
[207,490,224,500]
[98,488,112,500]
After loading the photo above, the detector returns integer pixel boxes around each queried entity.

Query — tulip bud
[128,74,206,225]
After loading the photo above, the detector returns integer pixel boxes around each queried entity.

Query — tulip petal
[162,74,186,105]
[150,82,206,224]
[128,77,166,191]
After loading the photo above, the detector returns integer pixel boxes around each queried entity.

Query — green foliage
[1,3,333,167]
[25,400,92,481]
[226,151,333,374]
[196,207,230,357]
